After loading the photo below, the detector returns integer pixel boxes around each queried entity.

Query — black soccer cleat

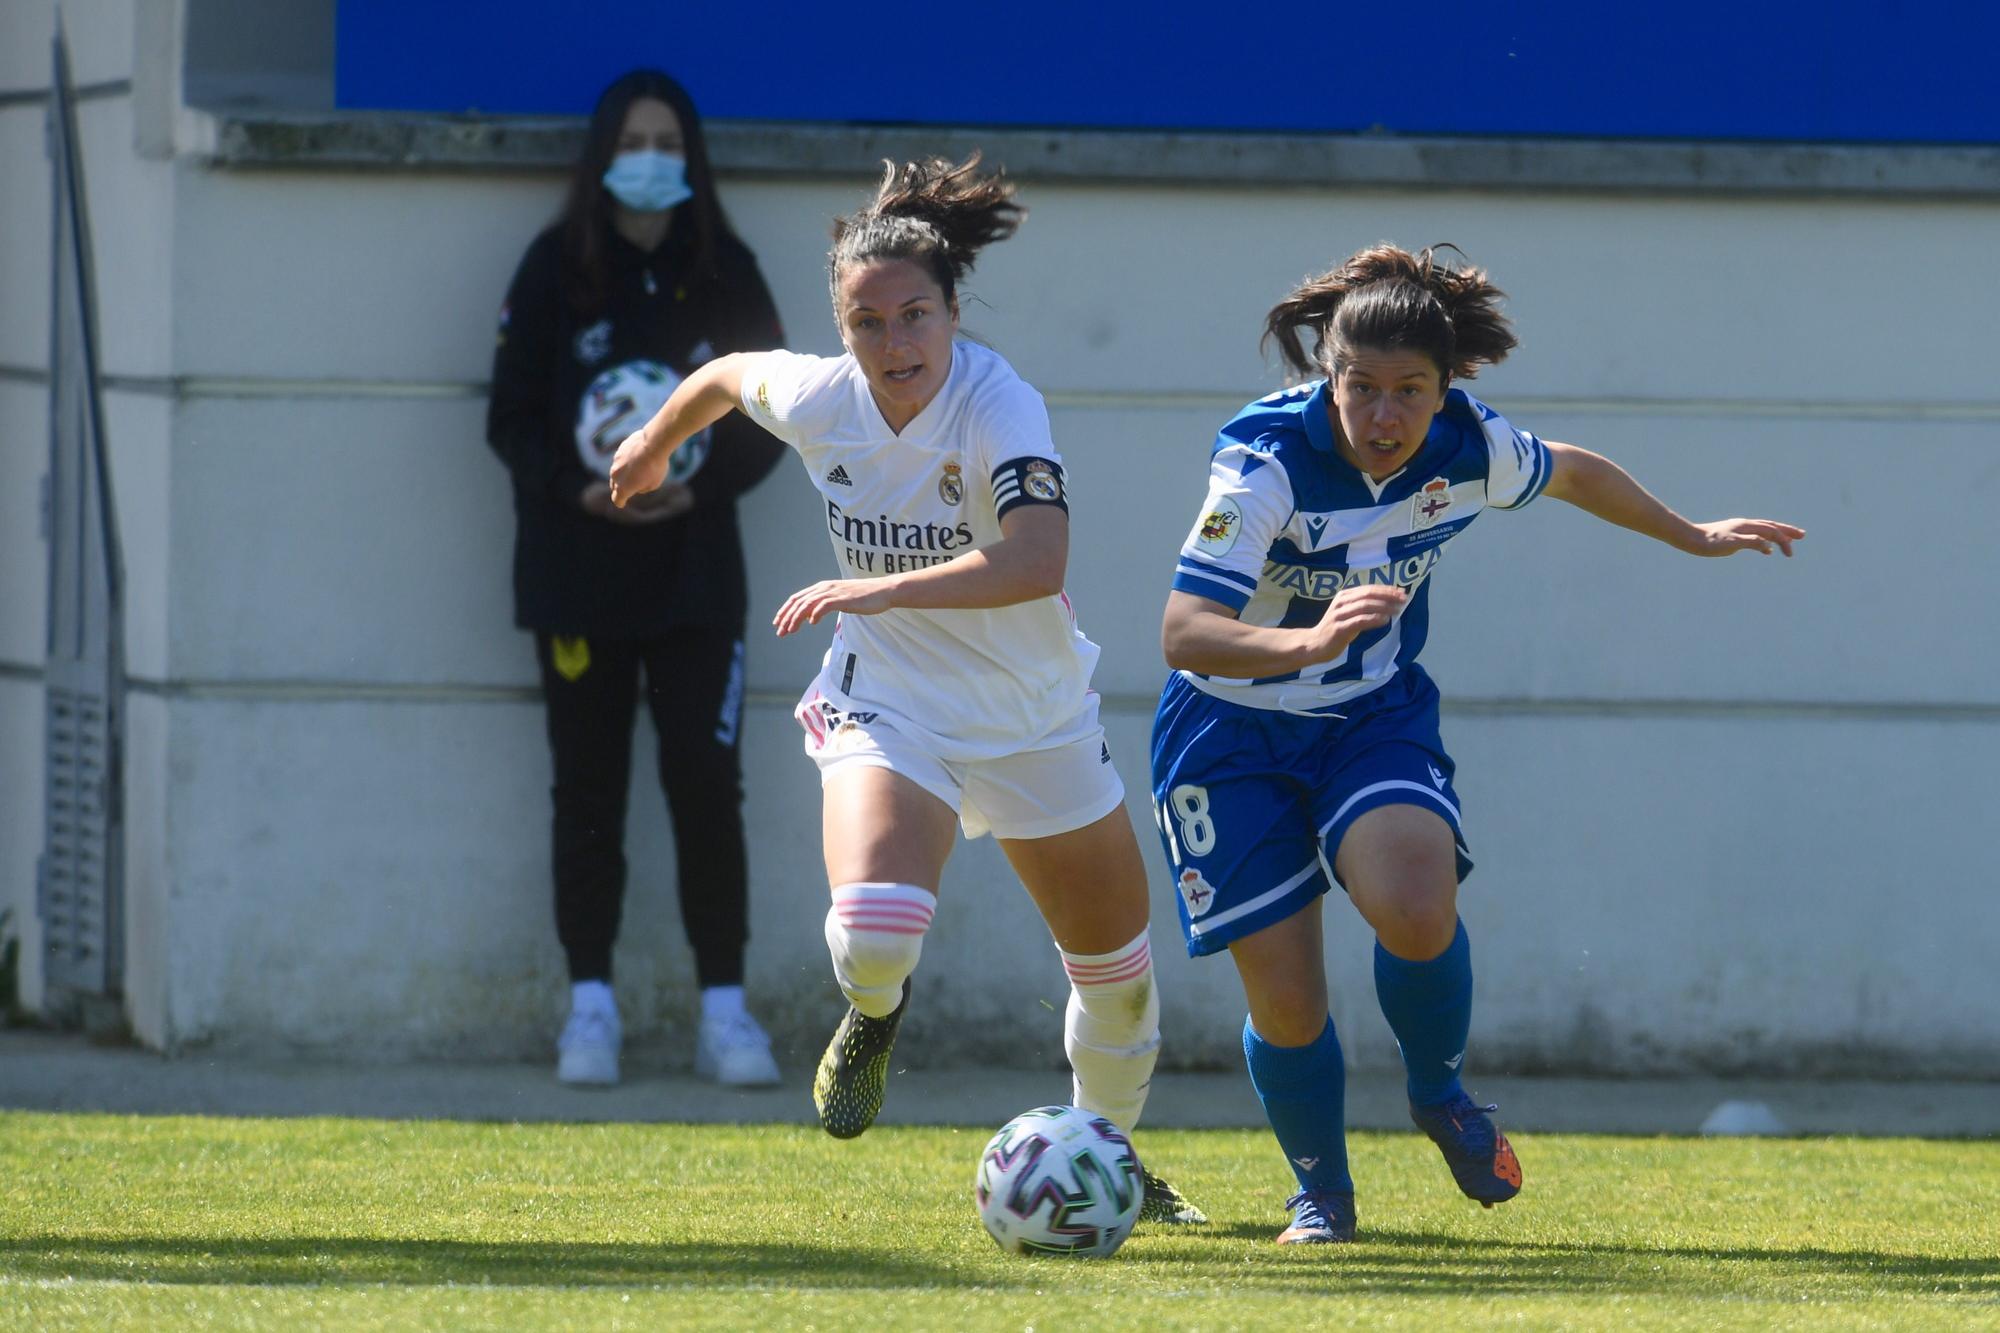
[812,979,910,1139]
[1137,1166,1210,1225]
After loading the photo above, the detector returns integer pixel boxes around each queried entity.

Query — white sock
[1059,930,1160,1133]
[571,980,615,1014]
[825,882,935,1018]
[701,985,747,1023]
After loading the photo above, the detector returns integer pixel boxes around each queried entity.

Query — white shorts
[795,690,1125,841]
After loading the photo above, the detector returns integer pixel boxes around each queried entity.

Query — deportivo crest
[1412,477,1454,530]
[572,318,612,366]
[1195,497,1240,555]
[1178,868,1217,917]
[938,461,963,506]
[1023,458,1060,502]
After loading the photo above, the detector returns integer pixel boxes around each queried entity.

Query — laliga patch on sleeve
[754,380,772,414]
[1196,496,1242,555]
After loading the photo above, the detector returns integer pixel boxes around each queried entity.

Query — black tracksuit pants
[534,626,749,989]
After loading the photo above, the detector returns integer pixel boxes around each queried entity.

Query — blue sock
[1374,917,1473,1106]
[1242,1015,1352,1194]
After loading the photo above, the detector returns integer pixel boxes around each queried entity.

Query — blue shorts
[1148,666,1473,958]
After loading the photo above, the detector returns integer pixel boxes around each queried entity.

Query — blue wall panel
[335,1,1998,145]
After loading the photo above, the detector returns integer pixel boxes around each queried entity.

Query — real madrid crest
[1024,458,1061,502]
[938,461,963,506]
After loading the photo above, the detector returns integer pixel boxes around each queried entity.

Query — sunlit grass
[2,1111,1994,1330]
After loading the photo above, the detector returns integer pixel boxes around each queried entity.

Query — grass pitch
[2,1110,1994,1330]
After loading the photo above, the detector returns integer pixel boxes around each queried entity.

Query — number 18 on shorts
[1148,670,1474,958]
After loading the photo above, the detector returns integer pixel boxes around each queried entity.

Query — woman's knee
[1337,805,1461,958]
[1365,891,1459,960]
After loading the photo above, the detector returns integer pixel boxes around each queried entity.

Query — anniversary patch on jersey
[992,455,1068,520]
[1196,497,1241,555]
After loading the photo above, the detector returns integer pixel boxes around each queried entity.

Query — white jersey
[739,338,1100,762]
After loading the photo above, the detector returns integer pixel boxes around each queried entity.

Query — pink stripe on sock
[1070,958,1151,985]
[835,905,935,927]
[1064,941,1151,985]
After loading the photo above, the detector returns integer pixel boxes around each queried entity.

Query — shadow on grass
[1132,1224,2000,1298]
[8,1227,1994,1301]
[0,1235,990,1292]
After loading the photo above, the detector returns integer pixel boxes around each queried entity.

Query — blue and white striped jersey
[1170,380,1552,712]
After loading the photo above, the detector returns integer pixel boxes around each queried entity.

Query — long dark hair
[827,153,1024,307]
[558,68,735,317]
[1262,243,1518,384]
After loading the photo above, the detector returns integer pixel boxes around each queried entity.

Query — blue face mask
[601,150,692,213]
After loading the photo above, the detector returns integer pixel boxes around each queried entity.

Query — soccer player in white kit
[609,155,1203,1225]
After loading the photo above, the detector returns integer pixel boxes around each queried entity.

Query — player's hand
[773,579,899,637]
[1683,519,1805,557]
[607,429,670,508]
[1310,585,1407,657]
[581,480,677,525]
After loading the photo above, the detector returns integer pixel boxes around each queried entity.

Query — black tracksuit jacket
[486,219,785,636]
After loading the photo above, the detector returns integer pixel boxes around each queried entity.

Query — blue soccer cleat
[1409,1090,1523,1206]
[1276,1187,1357,1244]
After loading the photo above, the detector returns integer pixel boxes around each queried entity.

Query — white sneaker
[695,1010,781,1087]
[557,997,621,1087]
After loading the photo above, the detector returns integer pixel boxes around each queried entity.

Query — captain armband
[991,456,1068,521]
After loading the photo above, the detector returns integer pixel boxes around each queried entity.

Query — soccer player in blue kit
[1150,243,1804,1244]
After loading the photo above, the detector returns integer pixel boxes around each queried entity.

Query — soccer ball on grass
[973,1105,1142,1258]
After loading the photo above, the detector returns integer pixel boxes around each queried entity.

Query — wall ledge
[194,109,2000,199]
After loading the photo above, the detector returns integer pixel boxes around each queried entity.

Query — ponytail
[1262,243,1517,382]
[829,153,1024,303]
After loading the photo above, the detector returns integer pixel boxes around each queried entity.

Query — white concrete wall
[2,0,177,1028]
[3,0,1995,1076]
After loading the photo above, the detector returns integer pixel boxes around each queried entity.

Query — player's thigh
[820,764,958,892]
[1225,896,1329,1048]
[1153,769,1327,961]
[1333,803,1461,959]
[999,805,1151,955]
[796,689,963,892]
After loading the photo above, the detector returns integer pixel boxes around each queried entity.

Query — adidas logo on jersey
[826,464,854,486]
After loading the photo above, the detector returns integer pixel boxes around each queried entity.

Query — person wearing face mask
[1151,243,1804,1245]
[606,155,1209,1231]
[487,69,785,1089]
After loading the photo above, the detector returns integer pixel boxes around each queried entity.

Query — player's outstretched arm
[607,353,755,507]
[1541,441,1805,557]
[771,501,1070,637]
